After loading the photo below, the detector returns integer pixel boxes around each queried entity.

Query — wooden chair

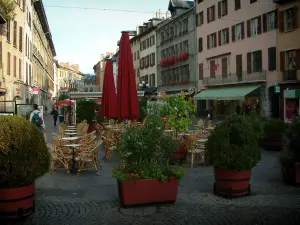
[102,136,116,159]
[194,119,204,130]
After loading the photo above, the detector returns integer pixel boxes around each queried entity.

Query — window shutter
[241,22,245,39]
[278,11,284,32]
[218,30,221,46]
[274,10,278,29]
[232,25,236,42]
[196,14,199,26]
[262,13,267,33]
[0,42,2,65]
[212,5,215,21]
[198,37,203,52]
[295,49,300,70]
[207,35,210,49]
[210,60,215,78]
[247,52,252,74]
[222,58,228,77]
[247,20,251,37]
[257,16,262,34]
[226,28,229,43]
[218,2,221,18]
[7,52,11,75]
[14,56,16,77]
[268,47,276,71]
[258,50,262,72]
[293,6,298,29]
[279,51,285,71]
[214,33,217,47]
[19,58,22,79]
[200,12,203,25]
[198,63,203,80]
[207,8,210,23]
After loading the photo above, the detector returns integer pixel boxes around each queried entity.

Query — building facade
[275,0,300,121]
[156,0,196,96]
[32,0,56,108]
[194,0,279,118]
[1,1,25,109]
[77,74,96,92]
[111,51,119,89]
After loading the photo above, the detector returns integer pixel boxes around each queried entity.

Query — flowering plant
[113,115,186,181]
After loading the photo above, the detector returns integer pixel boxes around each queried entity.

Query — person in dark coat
[51,106,59,126]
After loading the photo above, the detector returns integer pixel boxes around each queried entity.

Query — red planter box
[118,177,179,207]
[0,183,35,219]
[282,162,300,184]
[214,168,251,198]
[171,143,187,160]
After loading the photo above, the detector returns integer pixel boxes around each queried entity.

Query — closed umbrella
[100,60,116,118]
[116,32,140,120]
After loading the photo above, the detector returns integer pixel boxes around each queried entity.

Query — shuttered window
[19,26,23,52]
[19,58,22,80]
[198,63,203,80]
[198,37,203,52]
[268,47,277,71]
[236,54,243,77]
[7,52,11,75]
[13,56,17,77]
[6,21,11,42]
[222,58,228,77]
[210,60,216,78]
[13,21,17,48]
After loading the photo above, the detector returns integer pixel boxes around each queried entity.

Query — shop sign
[274,84,280,93]
[32,87,40,95]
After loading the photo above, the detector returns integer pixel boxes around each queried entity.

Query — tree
[0,0,16,21]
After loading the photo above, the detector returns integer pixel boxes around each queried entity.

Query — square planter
[171,144,187,161]
[282,162,300,184]
[118,177,179,207]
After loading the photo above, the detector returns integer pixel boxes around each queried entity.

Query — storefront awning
[194,84,261,100]
[284,89,300,99]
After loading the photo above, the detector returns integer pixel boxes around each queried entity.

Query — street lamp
[139,81,149,90]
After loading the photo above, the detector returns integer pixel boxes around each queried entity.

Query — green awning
[284,89,300,99]
[194,84,261,100]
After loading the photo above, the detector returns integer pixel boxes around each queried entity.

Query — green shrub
[76,100,96,125]
[138,98,147,122]
[0,0,16,21]
[264,118,287,136]
[0,116,50,188]
[207,114,261,171]
[113,115,185,181]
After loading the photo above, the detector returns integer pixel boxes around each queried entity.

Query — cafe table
[64,143,82,173]
[65,132,79,137]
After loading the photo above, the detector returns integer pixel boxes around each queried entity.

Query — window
[182,19,188,34]
[13,56,16,77]
[198,63,203,80]
[207,5,215,23]
[236,54,242,77]
[25,34,27,56]
[286,50,296,70]
[232,22,244,42]
[144,75,149,84]
[284,7,296,32]
[198,0,203,3]
[6,21,11,42]
[268,47,276,71]
[19,58,22,80]
[19,26,23,52]
[222,57,228,77]
[219,28,229,45]
[7,52,11,75]
[151,53,155,66]
[210,60,216,78]
[198,37,203,52]
[26,62,28,84]
[13,21,17,48]
[183,40,189,52]
[247,16,261,37]
[263,11,276,32]
[250,0,257,3]
[235,0,241,11]
[196,12,204,26]
[218,0,228,18]
[150,74,155,86]
[247,50,262,73]
[207,33,217,49]
[134,52,136,61]
[137,50,139,59]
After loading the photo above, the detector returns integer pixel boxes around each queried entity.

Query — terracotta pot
[118,177,179,207]
[214,168,251,198]
[171,143,187,160]
[264,134,284,151]
[281,162,300,184]
[0,183,35,220]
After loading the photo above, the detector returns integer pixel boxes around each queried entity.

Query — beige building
[275,0,300,119]
[1,1,25,110]
[156,0,196,96]
[194,0,279,118]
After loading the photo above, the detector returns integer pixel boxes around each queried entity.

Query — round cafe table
[62,137,79,141]
[65,132,79,137]
[65,129,76,132]
[64,143,82,173]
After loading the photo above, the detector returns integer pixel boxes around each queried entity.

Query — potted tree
[0,116,50,220]
[264,118,287,151]
[280,119,300,184]
[160,93,196,161]
[113,115,185,207]
[207,114,261,198]
[76,100,97,132]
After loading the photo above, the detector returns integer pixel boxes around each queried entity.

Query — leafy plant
[207,114,261,171]
[0,0,16,21]
[0,116,50,188]
[138,98,147,122]
[280,119,300,163]
[76,100,96,125]
[246,110,267,141]
[264,118,287,137]
[113,115,185,181]
[147,101,162,116]
[160,93,196,135]
[58,94,70,101]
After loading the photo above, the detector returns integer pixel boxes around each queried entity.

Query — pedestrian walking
[51,106,59,126]
[30,104,45,134]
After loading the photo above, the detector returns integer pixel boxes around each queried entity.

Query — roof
[168,0,194,10]
[57,64,84,76]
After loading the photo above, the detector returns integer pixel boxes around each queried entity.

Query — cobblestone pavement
[21,116,300,225]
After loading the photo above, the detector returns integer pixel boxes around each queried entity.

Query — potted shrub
[160,93,196,161]
[76,100,97,132]
[113,115,185,207]
[264,118,287,151]
[280,119,300,184]
[0,116,50,219]
[207,114,261,198]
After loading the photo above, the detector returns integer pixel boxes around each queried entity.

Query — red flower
[130,173,134,177]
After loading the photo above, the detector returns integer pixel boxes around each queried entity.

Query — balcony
[283,70,298,81]
[203,71,266,86]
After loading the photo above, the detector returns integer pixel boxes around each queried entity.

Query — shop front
[194,84,262,118]
[283,89,300,122]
